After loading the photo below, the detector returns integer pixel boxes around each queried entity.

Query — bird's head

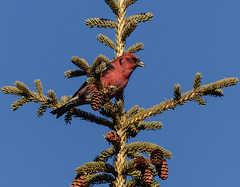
[115,53,145,71]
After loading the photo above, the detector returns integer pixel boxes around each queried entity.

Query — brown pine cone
[91,90,104,111]
[142,168,153,186]
[150,149,164,165]
[105,131,121,146]
[133,156,147,172]
[71,175,87,187]
[156,161,169,180]
[130,127,139,137]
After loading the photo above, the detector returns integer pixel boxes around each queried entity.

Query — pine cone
[156,161,169,180]
[105,131,121,146]
[71,175,87,187]
[142,168,153,186]
[130,127,139,137]
[150,149,168,180]
[91,90,104,111]
[150,149,164,165]
[133,156,147,172]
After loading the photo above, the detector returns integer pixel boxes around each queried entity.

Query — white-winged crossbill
[51,53,145,118]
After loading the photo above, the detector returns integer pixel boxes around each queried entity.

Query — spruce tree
[2,0,238,186]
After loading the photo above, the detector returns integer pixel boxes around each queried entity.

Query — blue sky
[1,0,239,186]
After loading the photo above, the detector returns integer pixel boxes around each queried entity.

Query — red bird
[51,54,145,118]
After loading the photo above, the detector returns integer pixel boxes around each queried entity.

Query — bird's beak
[137,61,146,68]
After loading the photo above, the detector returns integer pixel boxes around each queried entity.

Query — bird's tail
[50,97,80,118]
[50,105,68,118]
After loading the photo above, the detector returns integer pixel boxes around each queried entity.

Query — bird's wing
[72,81,88,98]
[101,63,116,77]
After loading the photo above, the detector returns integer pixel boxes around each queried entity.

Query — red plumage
[51,54,145,118]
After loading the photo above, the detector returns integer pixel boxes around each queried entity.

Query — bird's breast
[100,73,128,90]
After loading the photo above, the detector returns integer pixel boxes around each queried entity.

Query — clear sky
[1,0,239,186]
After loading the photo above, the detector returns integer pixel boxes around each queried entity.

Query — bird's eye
[131,57,138,62]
